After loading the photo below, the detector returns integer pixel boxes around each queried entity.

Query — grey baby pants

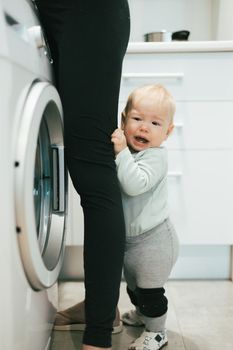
[124,218,179,332]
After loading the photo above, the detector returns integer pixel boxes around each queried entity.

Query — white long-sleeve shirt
[115,146,169,237]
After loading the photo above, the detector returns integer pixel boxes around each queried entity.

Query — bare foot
[54,300,85,326]
[54,301,121,332]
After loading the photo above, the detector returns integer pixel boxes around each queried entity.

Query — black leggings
[36,0,130,347]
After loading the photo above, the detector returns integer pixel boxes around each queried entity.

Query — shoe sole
[158,341,168,350]
[121,317,144,327]
[53,320,123,334]
[128,341,168,350]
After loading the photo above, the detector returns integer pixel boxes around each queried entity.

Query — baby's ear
[121,111,127,130]
[166,123,174,138]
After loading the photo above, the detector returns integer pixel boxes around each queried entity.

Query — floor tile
[50,280,233,350]
[167,281,233,350]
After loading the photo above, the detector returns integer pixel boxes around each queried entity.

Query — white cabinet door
[167,150,233,244]
[164,101,233,150]
[121,52,233,101]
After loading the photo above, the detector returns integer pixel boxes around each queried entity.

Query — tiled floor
[51,280,233,350]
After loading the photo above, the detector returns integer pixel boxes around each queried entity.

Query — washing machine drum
[15,82,67,291]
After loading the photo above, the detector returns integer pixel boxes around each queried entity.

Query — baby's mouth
[134,136,149,144]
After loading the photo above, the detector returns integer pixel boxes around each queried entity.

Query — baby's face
[122,96,173,152]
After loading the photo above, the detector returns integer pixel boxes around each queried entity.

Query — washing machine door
[15,82,67,291]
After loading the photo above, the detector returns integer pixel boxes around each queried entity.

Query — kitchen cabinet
[120,52,233,100]
[119,48,233,245]
[66,49,233,246]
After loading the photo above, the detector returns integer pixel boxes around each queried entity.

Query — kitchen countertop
[127,41,233,53]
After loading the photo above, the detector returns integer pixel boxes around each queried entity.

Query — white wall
[128,0,233,42]
[214,0,233,40]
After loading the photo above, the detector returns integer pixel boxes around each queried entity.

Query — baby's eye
[133,117,142,121]
[152,121,161,126]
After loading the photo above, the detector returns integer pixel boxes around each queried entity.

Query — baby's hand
[111,128,127,155]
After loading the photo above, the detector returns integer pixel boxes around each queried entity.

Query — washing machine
[0,0,67,349]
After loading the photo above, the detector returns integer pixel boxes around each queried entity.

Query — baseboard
[59,245,231,281]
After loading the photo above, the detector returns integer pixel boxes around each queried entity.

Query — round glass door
[34,118,52,254]
[14,82,67,290]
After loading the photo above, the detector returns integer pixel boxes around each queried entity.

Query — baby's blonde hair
[122,84,176,124]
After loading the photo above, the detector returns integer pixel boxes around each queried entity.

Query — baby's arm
[111,128,127,155]
[115,147,166,196]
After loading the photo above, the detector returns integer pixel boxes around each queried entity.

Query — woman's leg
[36,0,130,348]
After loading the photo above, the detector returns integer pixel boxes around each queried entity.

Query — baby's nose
[139,122,149,131]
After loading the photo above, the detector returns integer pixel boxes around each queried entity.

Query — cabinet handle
[122,73,184,79]
[167,171,182,177]
[174,122,183,128]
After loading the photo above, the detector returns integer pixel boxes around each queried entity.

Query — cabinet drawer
[118,101,233,150]
[167,150,233,244]
[120,52,233,101]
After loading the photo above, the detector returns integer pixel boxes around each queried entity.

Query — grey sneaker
[121,309,145,327]
[128,330,168,350]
